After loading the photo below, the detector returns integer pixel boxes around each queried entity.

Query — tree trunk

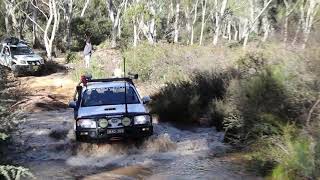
[199,0,207,45]
[174,1,180,43]
[242,0,273,47]
[133,20,138,47]
[106,0,124,48]
[190,0,199,45]
[228,19,232,41]
[302,0,319,49]
[65,0,73,50]
[284,11,289,44]
[44,0,60,60]
[262,0,270,42]
[213,0,228,46]
[5,10,10,34]
[81,0,90,17]
[32,0,41,48]
[292,3,305,45]
[185,6,191,45]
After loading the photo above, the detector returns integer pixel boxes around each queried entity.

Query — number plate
[107,129,124,134]
[32,66,39,71]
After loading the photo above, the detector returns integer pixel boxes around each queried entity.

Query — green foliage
[0,165,34,180]
[66,52,81,64]
[70,56,110,81]
[150,71,230,124]
[0,133,8,141]
[70,17,112,51]
[268,125,316,180]
[123,43,167,81]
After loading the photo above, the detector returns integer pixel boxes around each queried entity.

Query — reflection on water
[6,110,260,180]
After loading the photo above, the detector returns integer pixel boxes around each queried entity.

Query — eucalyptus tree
[106,0,127,48]
[25,0,62,60]
[212,0,228,45]
[182,0,199,45]
[199,0,207,45]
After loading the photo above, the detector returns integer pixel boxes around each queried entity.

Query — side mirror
[68,101,77,108]
[142,96,151,104]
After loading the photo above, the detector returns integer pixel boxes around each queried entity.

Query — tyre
[11,64,21,77]
[75,134,84,142]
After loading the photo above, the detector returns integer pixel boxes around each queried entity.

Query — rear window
[81,86,140,107]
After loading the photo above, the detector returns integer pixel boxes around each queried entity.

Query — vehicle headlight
[39,58,44,64]
[77,119,97,128]
[122,117,131,126]
[98,118,108,128]
[19,60,27,64]
[134,115,151,125]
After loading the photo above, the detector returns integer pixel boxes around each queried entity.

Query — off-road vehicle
[0,37,44,76]
[69,74,153,142]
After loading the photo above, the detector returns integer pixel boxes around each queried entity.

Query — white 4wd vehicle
[69,75,153,142]
[0,37,44,76]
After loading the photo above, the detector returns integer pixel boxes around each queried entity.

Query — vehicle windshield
[10,46,34,55]
[81,86,140,107]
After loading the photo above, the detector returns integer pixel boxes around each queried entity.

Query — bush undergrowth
[127,43,320,179]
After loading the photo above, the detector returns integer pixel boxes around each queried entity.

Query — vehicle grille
[27,61,40,65]
[98,118,123,128]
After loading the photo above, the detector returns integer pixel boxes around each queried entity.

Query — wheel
[75,134,84,142]
[11,64,21,77]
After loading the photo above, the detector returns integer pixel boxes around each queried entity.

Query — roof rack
[2,37,27,45]
[87,77,135,85]
[79,73,138,86]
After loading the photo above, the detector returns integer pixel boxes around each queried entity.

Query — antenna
[123,57,128,114]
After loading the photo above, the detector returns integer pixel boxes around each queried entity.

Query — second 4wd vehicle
[69,75,153,142]
[0,37,44,76]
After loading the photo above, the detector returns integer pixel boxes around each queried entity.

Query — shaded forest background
[0,0,319,58]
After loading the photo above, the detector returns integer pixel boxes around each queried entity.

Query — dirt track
[3,63,262,179]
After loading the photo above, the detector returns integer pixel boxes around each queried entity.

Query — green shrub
[66,52,81,64]
[123,43,167,81]
[270,125,315,180]
[70,17,112,51]
[70,57,110,81]
[150,71,230,124]
[0,165,34,180]
[223,64,301,143]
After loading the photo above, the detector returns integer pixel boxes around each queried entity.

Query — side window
[4,47,10,56]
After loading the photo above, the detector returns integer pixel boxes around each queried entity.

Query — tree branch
[30,0,49,20]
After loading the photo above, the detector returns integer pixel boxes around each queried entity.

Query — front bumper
[76,124,153,141]
[14,64,43,72]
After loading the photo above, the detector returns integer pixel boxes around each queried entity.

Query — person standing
[83,37,92,68]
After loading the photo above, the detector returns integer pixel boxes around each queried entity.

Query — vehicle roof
[84,81,134,90]
[2,43,28,47]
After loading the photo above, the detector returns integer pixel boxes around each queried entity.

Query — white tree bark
[292,3,305,45]
[32,0,40,47]
[302,0,320,49]
[106,0,125,48]
[191,0,199,45]
[213,0,228,46]
[199,0,207,45]
[173,1,180,43]
[80,0,90,17]
[243,0,273,47]
[43,0,61,60]
[65,0,73,50]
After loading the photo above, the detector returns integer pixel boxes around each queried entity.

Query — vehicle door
[0,45,4,65]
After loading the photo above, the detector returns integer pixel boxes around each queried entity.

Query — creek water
[6,110,260,180]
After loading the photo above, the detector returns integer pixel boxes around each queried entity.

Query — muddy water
[6,110,260,180]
